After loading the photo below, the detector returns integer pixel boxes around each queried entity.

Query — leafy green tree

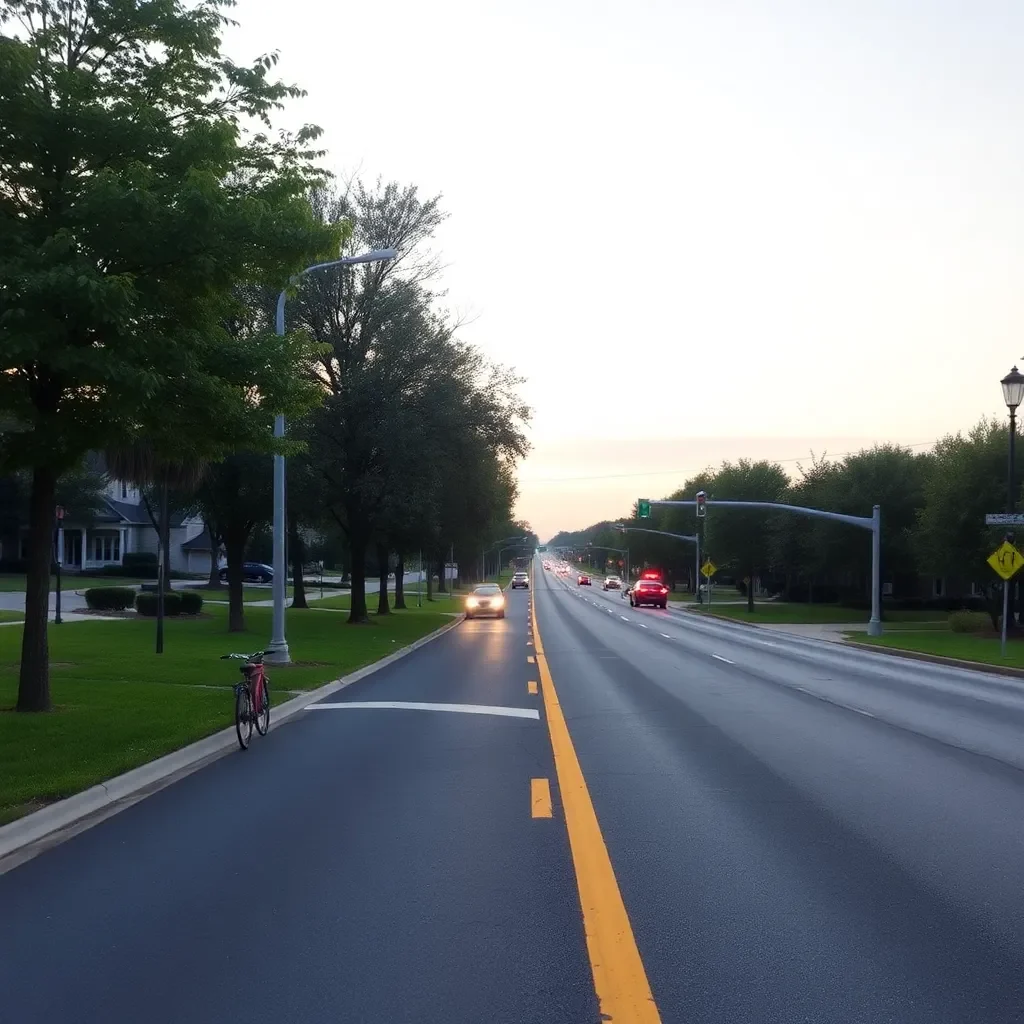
[0,0,334,709]
[190,453,274,632]
[704,460,789,612]
[915,419,1011,625]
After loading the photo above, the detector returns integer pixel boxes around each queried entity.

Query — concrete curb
[845,638,1024,679]
[0,615,463,865]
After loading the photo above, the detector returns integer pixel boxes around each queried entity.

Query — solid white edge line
[307,700,540,720]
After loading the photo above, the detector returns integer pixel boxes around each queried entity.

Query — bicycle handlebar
[221,651,267,661]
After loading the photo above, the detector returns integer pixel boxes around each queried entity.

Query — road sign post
[987,537,1024,656]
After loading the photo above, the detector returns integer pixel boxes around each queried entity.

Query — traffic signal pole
[644,498,883,636]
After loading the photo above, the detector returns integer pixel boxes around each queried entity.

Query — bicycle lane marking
[530,592,662,1024]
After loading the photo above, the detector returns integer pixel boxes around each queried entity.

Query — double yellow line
[530,594,662,1023]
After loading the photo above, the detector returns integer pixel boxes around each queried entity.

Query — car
[602,576,622,590]
[578,574,591,586]
[218,561,274,584]
[511,572,530,589]
[465,583,505,619]
[629,578,670,608]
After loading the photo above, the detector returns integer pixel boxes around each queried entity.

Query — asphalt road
[5,559,1024,1021]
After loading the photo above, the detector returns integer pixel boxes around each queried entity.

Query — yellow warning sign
[987,541,1024,581]
[701,560,717,578]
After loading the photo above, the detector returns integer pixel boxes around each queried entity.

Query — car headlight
[466,598,479,608]
[494,595,505,607]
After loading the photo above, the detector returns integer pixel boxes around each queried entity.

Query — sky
[224,1,1024,541]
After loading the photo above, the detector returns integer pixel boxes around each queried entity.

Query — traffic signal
[638,498,651,518]
[696,491,707,518]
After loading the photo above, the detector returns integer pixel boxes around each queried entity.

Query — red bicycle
[222,651,271,750]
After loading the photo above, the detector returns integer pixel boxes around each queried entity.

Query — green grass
[197,585,294,603]
[312,590,466,613]
[854,631,1024,669]
[687,602,947,625]
[0,611,24,624]
[0,574,150,593]
[0,602,454,824]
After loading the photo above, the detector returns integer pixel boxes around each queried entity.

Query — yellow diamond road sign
[987,541,1024,581]
[701,559,717,578]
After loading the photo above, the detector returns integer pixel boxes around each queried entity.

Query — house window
[933,577,945,598]
[91,532,120,563]
[120,481,129,499]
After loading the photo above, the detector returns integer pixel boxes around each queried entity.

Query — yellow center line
[528,680,538,695]
[531,593,661,1022]
[531,777,553,817]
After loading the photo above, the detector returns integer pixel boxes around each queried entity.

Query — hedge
[135,591,182,617]
[133,590,203,616]
[83,587,136,611]
[949,610,990,634]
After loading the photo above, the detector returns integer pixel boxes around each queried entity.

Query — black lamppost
[1000,365,1024,628]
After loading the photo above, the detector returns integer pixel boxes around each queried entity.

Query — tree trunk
[376,543,390,615]
[205,521,223,590]
[436,554,447,594]
[156,479,170,654]
[225,530,247,633]
[289,513,308,610]
[747,564,755,613]
[394,553,406,609]
[17,465,57,712]
[426,555,434,602]
[348,538,369,624]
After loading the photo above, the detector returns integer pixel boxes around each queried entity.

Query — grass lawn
[0,574,150,593]
[197,585,294,604]
[687,602,947,625]
[0,602,455,825]
[0,611,24,623]
[312,590,466,612]
[854,630,1024,669]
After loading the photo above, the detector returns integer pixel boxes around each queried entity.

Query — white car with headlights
[465,583,505,619]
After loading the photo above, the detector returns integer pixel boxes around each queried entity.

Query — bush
[84,587,136,611]
[134,591,183,617]
[178,590,204,615]
[123,552,159,578]
[949,610,990,634]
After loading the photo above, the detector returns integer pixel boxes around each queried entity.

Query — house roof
[181,528,216,552]
[103,499,188,528]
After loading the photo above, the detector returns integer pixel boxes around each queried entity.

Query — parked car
[219,561,274,584]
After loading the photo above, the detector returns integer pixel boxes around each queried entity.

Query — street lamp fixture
[266,247,398,665]
[1002,365,1024,411]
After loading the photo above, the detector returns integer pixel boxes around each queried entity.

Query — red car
[629,579,669,609]
[578,574,591,586]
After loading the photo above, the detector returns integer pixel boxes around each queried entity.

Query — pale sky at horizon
[225,1,1024,540]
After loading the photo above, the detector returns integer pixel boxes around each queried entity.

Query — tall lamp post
[266,247,397,665]
[1001,365,1024,635]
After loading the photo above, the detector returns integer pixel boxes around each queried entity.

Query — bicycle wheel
[255,678,270,736]
[235,685,252,750]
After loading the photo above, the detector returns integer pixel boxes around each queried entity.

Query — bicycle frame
[240,661,266,709]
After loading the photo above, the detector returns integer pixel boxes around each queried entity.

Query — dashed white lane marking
[307,701,540,720]
[620,616,630,621]
[638,624,649,629]
[712,654,734,664]
[660,633,672,639]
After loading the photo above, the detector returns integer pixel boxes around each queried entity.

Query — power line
[523,440,940,483]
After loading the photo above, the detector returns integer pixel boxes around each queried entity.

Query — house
[7,475,219,576]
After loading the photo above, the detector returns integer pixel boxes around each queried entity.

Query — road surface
[4,557,1024,1021]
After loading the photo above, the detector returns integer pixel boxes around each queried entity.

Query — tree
[0,0,335,709]
[915,419,1010,626]
[191,454,274,632]
[704,460,789,612]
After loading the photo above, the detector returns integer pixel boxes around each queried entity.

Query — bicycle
[221,650,271,750]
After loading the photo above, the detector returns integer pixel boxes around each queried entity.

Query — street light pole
[266,247,397,665]
[1000,365,1024,642]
